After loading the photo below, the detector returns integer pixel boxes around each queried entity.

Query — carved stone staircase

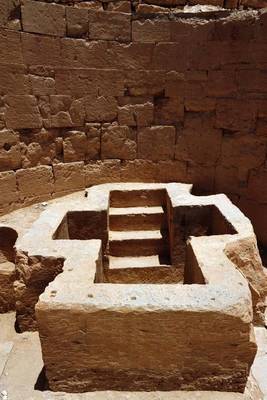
[104,190,182,284]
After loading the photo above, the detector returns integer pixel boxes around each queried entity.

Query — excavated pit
[1,183,267,394]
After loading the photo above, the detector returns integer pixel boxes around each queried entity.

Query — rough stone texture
[16,166,54,203]
[0,2,266,254]
[0,312,265,399]
[225,237,267,325]
[9,183,264,392]
[21,0,66,37]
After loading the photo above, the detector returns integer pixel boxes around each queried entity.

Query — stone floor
[0,312,266,400]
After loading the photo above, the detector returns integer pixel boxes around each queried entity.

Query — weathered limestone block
[21,33,61,66]
[124,70,165,97]
[30,75,55,96]
[84,96,118,122]
[216,99,257,132]
[60,38,110,69]
[16,166,54,203]
[84,160,121,185]
[0,64,30,96]
[69,99,86,125]
[120,159,158,182]
[107,1,131,12]
[0,171,18,208]
[132,20,171,42]
[0,29,22,64]
[43,95,73,128]
[62,131,85,163]
[136,3,169,14]
[14,252,64,331]
[76,1,103,10]
[175,113,222,167]
[55,69,97,98]
[53,162,85,194]
[21,0,66,37]
[138,126,176,161]
[88,11,131,42]
[66,7,89,37]
[85,124,101,160]
[225,237,267,325]
[155,96,184,124]
[118,102,154,127]
[37,303,256,392]
[4,95,42,129]
[0,129,21,171]
[110,42,154,70]
[220,134,266,171]
[20,129,58,168]
[63,129,100,162]
[153,43,187,71]
[101,124,137,159]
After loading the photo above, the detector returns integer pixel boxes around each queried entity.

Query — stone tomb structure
[8,182,266,393]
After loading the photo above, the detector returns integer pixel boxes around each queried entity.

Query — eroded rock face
[225,237,267,326]
[14,252,64,331]
[0,227,17,313]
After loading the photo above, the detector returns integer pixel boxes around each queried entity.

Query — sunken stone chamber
[12,182,263,393]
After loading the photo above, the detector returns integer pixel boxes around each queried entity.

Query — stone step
[110,189,166,207]
[108,230,169,257]
[105,256,184,284]
[109,206,166,231]
[109,255,170,270]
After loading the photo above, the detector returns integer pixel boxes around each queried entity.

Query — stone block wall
[0,0,267,246]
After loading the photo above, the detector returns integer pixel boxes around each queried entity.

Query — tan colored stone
[88,11,131,42]
[0,29,22,64]
[84,160,121,185]
[120,160,158,182]
[21,0,66,37]
[175,113,222,167]
[21,32,61,66]
[66,7,89,38]
[0,171,18,205]
[0,129,21,171]
[0,64,30,95]
[118,103,154,127]
[84,96,118,122]
[30,75,55,96]
[225,237,267,325]
[63,131,88,163]
[138,126,176,161]
[132,20,171,43]
[16,166,54,201]
[101,124,137,159]
[53,162,85,194]
[107,1,131,12]
[4,95,42,129]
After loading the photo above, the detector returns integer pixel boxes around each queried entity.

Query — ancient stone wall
[0,0,267,246]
